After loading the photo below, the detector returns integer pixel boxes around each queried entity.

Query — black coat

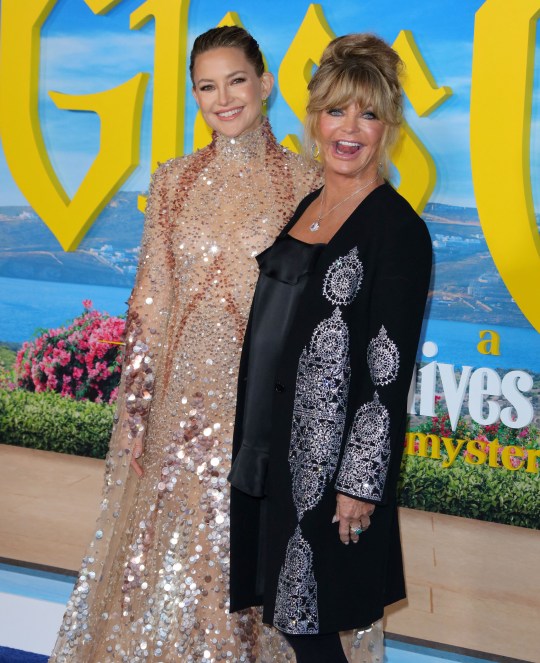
[230,183,432,634]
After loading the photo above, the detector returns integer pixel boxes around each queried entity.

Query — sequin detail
[50,119,321,663]
[367,325,400,386]
[274,525,319,634]
[289,308,350,519]
[322,247,363,306]
[336,392,391,501]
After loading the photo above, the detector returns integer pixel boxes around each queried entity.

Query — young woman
[50,26,320,663]
[230,33,432,662]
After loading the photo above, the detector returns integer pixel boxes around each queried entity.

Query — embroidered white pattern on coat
[335,392,391,501]
[323,247,363,306]
[289,309,350,519]
[274,525,319,634]
[367,325,400,386]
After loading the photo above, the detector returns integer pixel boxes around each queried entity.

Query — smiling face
[192,47,274,138]
[317,103,386,181]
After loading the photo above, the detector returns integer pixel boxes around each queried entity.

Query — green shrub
[398,453,540,529]
[0,388,113,458]
[0,344,17,371]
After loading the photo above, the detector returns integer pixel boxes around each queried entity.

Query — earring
[311,143,320,159]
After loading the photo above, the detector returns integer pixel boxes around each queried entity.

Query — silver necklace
[309,174,380,232]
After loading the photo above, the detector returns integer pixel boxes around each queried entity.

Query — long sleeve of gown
[116,164,175,459]
[334,209,432,505]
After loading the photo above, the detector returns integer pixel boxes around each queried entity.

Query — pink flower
[14,304,125,404]
[82,299,93,310]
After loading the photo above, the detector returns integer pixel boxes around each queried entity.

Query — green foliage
[0,388,113,458]
[398,453,540,530]
[0,344,17,371]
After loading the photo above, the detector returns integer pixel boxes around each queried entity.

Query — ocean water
[0,277,130,342]
[0,276,539,372]
[420,316,540,372]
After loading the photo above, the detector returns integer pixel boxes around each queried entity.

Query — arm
[115,162,175,476]
[334,208,432,541]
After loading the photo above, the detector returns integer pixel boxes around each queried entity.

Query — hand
[333,493,375,544]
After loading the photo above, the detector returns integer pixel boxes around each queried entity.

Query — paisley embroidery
[335,392,391,501]
[323,247,363,306]
[274,525,319,634]
[289,309,350,519]
[367,325,400,386]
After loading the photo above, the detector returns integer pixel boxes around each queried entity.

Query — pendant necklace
[309,174,380,232]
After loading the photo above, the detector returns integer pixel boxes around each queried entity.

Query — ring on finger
[350,525,363,536]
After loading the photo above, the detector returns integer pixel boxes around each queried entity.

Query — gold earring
[312,143,320,159]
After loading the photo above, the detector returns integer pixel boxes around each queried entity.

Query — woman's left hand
[333,493,375,544]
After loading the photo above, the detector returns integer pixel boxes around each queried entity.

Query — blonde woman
[230,33,432,662]
[50,26,320,663]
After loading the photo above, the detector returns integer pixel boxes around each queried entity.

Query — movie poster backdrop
[0,0,539,529]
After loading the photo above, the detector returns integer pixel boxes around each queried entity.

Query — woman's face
[317,102,386,180]
[192,47,273,138]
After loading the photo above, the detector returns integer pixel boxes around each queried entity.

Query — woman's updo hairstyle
[190,26,265,85]
[305,34,403,176]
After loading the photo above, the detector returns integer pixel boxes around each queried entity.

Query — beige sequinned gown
[50,120,320,663]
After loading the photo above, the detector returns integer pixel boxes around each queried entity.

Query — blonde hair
[305,34,403,176]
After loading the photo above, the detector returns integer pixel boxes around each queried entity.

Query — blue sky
[0,0,539,210]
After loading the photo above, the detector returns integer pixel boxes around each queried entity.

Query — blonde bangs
[308,67,392,123]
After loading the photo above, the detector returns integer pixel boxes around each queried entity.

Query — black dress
[229,234,325,497]
[230,183,432,635]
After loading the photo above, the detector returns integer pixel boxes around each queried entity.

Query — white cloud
[442,75,471,95]
[407,109,470,155]
[40,32,155,93]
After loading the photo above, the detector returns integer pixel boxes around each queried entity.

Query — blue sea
[1,276,539,372]
[0,277,130,342]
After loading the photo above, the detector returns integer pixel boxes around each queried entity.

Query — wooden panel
[0,445,538,660]
[385,508,540,662]
[0,445,102,571]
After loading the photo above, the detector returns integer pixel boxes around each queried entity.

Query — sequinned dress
[49,119,320,663]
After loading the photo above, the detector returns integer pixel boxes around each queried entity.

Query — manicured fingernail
[344,541,349,545]
[332,515,338,524]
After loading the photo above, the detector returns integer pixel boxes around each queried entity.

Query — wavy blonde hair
[304,34,403,177]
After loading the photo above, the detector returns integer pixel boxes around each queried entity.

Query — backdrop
[0,0,539,529]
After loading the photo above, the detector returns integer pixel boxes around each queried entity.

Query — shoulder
[371,184,431,249]
[279,147,323,190]
[160,147,211,177]
[147,145,215,194]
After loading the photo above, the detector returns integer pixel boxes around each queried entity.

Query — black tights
[283,632,348,663]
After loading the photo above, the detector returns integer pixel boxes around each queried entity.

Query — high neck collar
[212,117,274,163]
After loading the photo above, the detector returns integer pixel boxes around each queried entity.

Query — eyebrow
[196,70,249,84]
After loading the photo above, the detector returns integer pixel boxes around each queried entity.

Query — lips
[216,107,243,120]
[335,140,362,155]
